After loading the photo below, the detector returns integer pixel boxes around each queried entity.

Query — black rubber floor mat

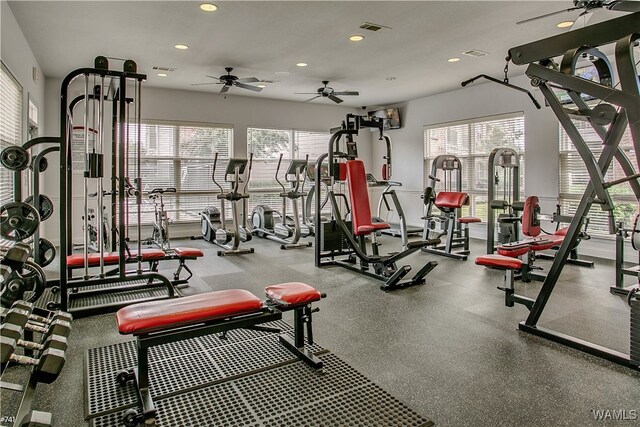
[88,354,433,427]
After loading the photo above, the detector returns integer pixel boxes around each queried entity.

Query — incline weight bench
[115,282,325,426]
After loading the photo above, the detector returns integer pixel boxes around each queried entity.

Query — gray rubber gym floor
[3,235,640,426]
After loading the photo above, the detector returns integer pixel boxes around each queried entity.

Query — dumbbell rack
[1,301,72,427]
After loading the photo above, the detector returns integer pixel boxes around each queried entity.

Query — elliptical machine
[250,154,312,250]
[200,153,255,256]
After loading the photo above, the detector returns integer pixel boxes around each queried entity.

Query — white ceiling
[7,1,627,108]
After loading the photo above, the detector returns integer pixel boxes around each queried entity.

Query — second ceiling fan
[192,67,263,93]
[295,81,359,104]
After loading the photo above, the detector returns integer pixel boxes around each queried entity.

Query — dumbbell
[1,317,71,353]
[1,301,73,326]
[0,340,66,384]
[2,308,72,336]
[1,334,67,364]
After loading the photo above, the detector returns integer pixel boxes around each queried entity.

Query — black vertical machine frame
[56,57,175,317]
[506,12,640,370]
[486,147,520,254]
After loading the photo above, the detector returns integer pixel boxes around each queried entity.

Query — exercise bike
[250,154,312,249]
[144,187,175,251]
[200,153,254,256]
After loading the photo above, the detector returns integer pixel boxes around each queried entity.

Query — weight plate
[24,194,54,221]
[0,202,40,241]
[30,156,48,173]
[36,238,56,267]
[20,260,47,303]
[0,260,46,306]
[0,146,30,172]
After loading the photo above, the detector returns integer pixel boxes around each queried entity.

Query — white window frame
[127,119,233,224]
[1,61,23,207]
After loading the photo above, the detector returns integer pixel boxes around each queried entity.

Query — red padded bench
[475,254,534,308]
[67,247,204,284]
[115,282,325,426]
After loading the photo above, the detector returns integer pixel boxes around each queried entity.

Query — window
[247,127,330,213]
[127,121,232,223]
[0,63,23,206]
[423,113,525,222]
[559,121,635,236]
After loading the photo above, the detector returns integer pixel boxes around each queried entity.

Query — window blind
[127,122,232,223]
[0,63,23,206]
[424,113,525,221]
[559,119,635,235]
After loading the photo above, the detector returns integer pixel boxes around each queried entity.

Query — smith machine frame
[507,12,640,369]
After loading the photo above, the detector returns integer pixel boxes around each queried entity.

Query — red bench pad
[66,248,166,268]
[265,282,322,308]
[497,242,530,258]
[117,289,263,335]
[526,238,556,251]
[458,217,481,224]
[173,247,204,258]
[434,192,469,209]
[475,254,523,270]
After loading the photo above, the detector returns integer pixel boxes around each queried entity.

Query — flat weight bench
[114,282,325,426]
[66,247,204,284]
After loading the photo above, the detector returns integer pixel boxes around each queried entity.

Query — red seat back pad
[522,196,541,237]
[346,160,387,236]
[434,192,469,209]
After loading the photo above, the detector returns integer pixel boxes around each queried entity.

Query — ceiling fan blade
[236,77,260,83]
[328,95,344,104]
[516,6,581,25]
[304,96,321,102]
[235,82,263,92]
[191,82,218,86]
[220,85,230,94]
[570,11,594,30]
[606,0,640,12]
[205,75,222,81]
[333,91,359,96]
[294,92,319,95]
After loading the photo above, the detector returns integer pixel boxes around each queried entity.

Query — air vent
[152,66,177,72]
[359,22,392,32]
[462,49,490,58]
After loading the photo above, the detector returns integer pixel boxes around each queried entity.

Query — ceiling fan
[295,81,359,104]
[192,67,263,93]
[516,0,640,29]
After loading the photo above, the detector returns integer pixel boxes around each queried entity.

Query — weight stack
[632,295,640,368]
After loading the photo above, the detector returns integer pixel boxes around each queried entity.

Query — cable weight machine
[51,56,176,317]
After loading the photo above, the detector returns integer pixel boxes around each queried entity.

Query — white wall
[372,75,626,261]
[41,79,369,243]
[1,1,46,149]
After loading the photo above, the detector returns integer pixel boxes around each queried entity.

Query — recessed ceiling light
[174,44,189,50]
[557,21,574,28]
[199,3,217,12]
[157,73,168,77]
[385,76,397,81]
[349,35,364,42]
[296,62,308,67]
[257,84,266,88]
[447,57,461,63]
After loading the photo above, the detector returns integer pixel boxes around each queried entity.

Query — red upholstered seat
[116,289,263,335]
[346,160,390,236]
[66,248,166,268]
[555,227,569,236]
[458,217,481,224]
[265,282,322,307]
[497,241,531,258]
[434,192,469,209]
[525,237,556,251]
[475,254,523,270]
[547,234,565,247]
[173,247,204,258]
